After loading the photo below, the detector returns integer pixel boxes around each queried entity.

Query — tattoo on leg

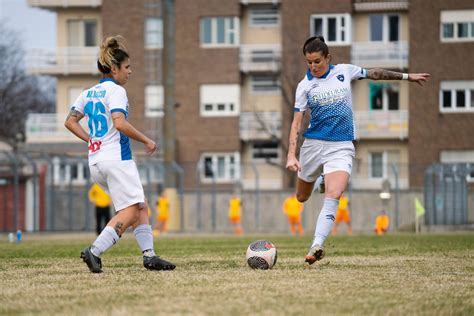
[114,222,124,236]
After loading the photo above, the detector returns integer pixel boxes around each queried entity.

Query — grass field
[1,233,473,315]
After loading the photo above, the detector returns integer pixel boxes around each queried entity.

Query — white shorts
[298,139,355,183]
[89,160,145,211]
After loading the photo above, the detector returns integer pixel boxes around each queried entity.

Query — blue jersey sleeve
[109,86,129,116]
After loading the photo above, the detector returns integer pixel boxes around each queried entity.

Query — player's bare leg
[82,205,141,273]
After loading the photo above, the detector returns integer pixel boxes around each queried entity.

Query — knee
[325,188,344,200]
[296,193,309,203]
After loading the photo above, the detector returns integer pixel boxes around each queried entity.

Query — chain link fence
[1,151,472,234]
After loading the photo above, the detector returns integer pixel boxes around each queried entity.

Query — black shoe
[304,245,325,265]
[143,256,176,271]
[80,247,103,273]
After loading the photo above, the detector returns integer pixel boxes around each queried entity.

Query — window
[252,141,279,160]
[369,83,399,110]
[369,14,399,42]
[310,14,351,45]
[369,152,385,179]
[441,150,474,182]
[67,20,97,46]
[200,153,240,182]
[53,157,87,185]
[200,84,239,116]
[440,81,474,112]
[249,6,279,27]
[441,10,474,42]
[200,17,239,47]
[145,18,163,49]
[145,85,164,117]
[251,75,280,94]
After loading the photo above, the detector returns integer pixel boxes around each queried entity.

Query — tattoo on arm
[367,68,403,80]
[289,131,299,154]
[66,109,84,121]
[114,222,124,237]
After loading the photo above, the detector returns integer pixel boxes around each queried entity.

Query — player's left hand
[145,140,157,154]
[409,73,431,86]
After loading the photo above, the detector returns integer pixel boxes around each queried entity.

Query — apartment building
[408,0,474,187]
[26,0,474,190]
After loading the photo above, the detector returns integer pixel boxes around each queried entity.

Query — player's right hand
[145,140,157,154]
[286,157,301,172]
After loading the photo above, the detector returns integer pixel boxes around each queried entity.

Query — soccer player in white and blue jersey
[286,36,430,264]
[65,35,175,273]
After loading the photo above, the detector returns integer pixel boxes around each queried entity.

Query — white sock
[134,224,156,257]
[91,226,119,257]
[312,198,339,247]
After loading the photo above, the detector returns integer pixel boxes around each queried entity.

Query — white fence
[351,41,408,69]
[26,47,99,75]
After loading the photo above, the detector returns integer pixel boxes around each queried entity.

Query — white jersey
[71,78,132,165]
[294,64,367,141]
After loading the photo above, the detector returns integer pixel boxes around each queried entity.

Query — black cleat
[80,247,103,273]
[143,256,176,271]
[304,245,325,265]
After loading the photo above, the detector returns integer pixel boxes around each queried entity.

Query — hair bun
[315,36,325,43]
[107,39,118,48]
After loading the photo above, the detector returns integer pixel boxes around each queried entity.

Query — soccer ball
[246,240,277,270]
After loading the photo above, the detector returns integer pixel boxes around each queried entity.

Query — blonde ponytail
[97,35,129,74]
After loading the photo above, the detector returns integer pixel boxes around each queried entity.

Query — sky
[0,0,56,49]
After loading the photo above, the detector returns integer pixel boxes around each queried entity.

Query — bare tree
[0,22,54,149]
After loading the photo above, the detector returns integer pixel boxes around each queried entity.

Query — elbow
[114,121,125,132]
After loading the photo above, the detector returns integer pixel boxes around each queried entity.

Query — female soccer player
[286,36,430,264]
[65,35,175,273]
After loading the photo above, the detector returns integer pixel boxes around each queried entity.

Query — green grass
[0,233,473,315]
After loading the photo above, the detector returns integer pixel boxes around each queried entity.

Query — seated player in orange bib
[374,210,389,235]
[283,194,304,236]
[332,194,352,235]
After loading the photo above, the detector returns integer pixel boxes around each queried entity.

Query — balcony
[26,113,88,144]
[239,45,281,73]
[240,112,281,141]
[353,0,408,12]
[351,41,408,69]
[354,110,408,139]
[28,0,101,8]
[26,47,99,75]
[240,0,280,4]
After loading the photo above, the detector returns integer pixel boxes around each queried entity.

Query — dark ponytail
[303,36,329,57]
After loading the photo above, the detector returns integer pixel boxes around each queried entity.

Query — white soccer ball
[246,240,277,270]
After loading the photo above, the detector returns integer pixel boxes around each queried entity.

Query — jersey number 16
[85,101,108,138]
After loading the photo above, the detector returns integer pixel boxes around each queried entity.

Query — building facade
[26,0,474,190]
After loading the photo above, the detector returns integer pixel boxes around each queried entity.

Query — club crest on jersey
[337,74,345,82]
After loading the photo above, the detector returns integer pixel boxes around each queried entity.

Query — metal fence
[424,163,473,226]
[1,152,472,234]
